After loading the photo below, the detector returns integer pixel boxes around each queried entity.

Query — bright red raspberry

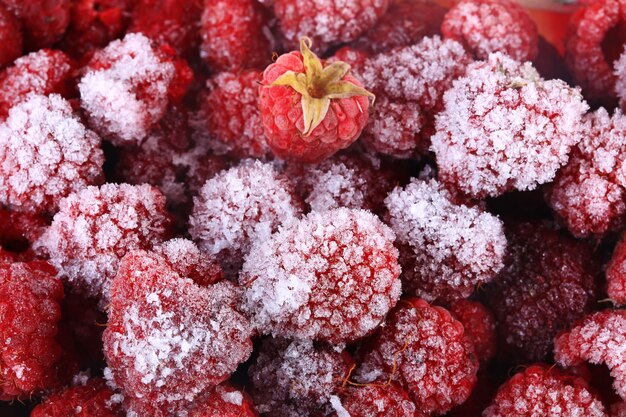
[34,184,172,306]
[546,108,626,238]
[248,337,353,417]
[351,0,446,55]
[240,207,401,344]
[189,384,258,417]
[0,0,70,49]
[31,378,124,417]
[442,0,539,62]
[330,383,422,417]
[103,249,253,416]
[487,222,598,362]
[358,298,478,415]
[450,300,497,364]
[259,38,373,163]
[608,235,626,304]
[0,94,104,214]
[483,365,607,417]
[78,33,193,145]
[564,0,626,102]
[200,0,272,71]
[0,261,74,400]
[432,53,588,199]
[0,3,22,69]
[555,310,626,401]
[384,179,506,303]
[193,70,271,159]
[0,49,76,120]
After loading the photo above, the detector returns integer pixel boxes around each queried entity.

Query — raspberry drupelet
[555,310,626,401]
[248,337,353,417]
[103,249,253,417]
[450,300,498,364]
[357,298,478,416]
[546,108,626,238]
[187,384,259,417]
[34,183,172,306]
[487,222,598,362]
[384,178,506,303]
[0,3,22,69]
[330,383,422,417]
[432,53,588,200]
[259,37,374,163]
[78,33,193,145]
[441,0,539,62]
[240,207,401,344]
[0,94,104,214]
[0,0,71,49]
[483,365,607,417]
[608,235,626,305]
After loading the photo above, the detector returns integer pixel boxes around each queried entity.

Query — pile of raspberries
[4,0,626,416]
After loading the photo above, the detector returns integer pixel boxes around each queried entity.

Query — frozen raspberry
[608,235,626,305]
[330,384,422,417]
[612,401,626,417]
[183,152,232,200]
[189,160,302,276]
[34,183,172,305]
[546,108,626,238]
[0,94,104,215]
[78,33,193,144]
[0,0,70,49]
[555,310,626,401]
[0,49,76,120]
[615,47,626,111]
[384,179,506,303]
[358,298,478,415]
[0,3,22,69]
[103,249,253,416]
[442,0,539,62]
[450,300,497,364]
[487,222,598,362]
[188,384,258,417]
[0,247,14,263]
[432,53,588,199]
[449,370,500,417]
[200,0,272,71]
[260,38,373,163]
[129,0,202,58]
[351,0,446,55]
[249,337,353,417]
[483,365,607,417]
[193,70,270,159]
[241,207,401,344]
[154,239,223,287]
[564,0,626,101]
[31,378,124,417]
[0,261,74,400]
[273,0,388,52]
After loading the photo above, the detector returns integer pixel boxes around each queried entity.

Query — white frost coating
[221,390,244,406]
[79,33,175,143]
[431,52,588,198]
[330,395,352,417]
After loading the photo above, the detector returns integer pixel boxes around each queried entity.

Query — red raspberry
[190,160,302,276]
[442,0,539,62]
[608,235,626,304]
[432,53,588,199]
[78,33,193,145]
[564,0,626,102]
[103,249,253,416]
[193,70,271,159]
[357,298,478,415]
[31,378,124,417]
[274,0,388,52]
[129,0,203,58]
[0,261,74,400]
[248,337,353,417]
[487,222,598,362]
[483,365,607,417]
[330,383,423,417]
[0,49,76,120]
[612,401,626,417]
[34,184,172,306]
[546,108,626,238]
[189,384,258,417]
[450,300,497,364]
[200,0,272,71]
[0,94,104,214]
[154,238,223,287]
[241,207,401,344]
[384,179,506,303]
[259,38,373,163]
[0,3,22,69]
[0,0,70,49]
[351,0,446,55]
[615,47,626,111]
[555,310,626,401]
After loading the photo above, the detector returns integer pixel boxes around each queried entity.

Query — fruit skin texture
[189,384,258,417]
[0,0,71,49]
[331,383,422,417]
[450,300,497,364]
[607,234,626,305]
[483,365,607,417]
[0,3,22,69]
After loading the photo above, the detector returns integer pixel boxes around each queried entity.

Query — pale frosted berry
[450,300,497,363]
